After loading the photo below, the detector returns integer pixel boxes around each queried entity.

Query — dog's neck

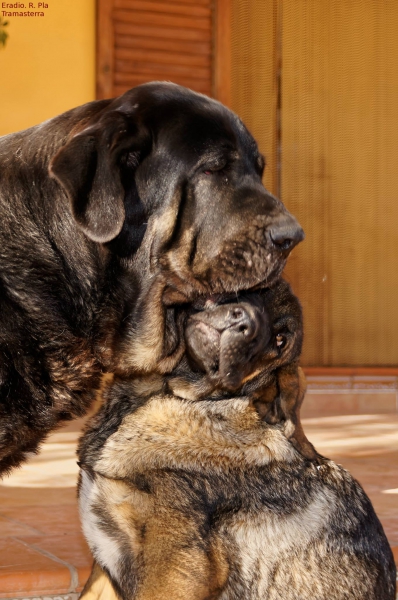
[120,355,277,414]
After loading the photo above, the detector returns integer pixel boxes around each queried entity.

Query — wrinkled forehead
[120,83,261,166]
[161,106,260,168]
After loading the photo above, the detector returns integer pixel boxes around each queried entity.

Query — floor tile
[302,392,398,416]
[0,505,82,538]
[14,534,92,589]
[0,538,70,595]
[0,487,78,508]
[0,516,42,538]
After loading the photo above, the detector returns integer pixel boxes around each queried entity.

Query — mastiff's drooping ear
[49,106,148,243]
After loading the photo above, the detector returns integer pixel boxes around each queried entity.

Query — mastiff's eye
[203,161,228,176]
[276,334,286,349]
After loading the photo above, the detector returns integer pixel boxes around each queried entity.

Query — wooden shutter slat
[115,59,210,79]
[115,34,211,56]
[121,0,211,5]
[114,21,211,42]
[114,9,211,31]
[115,47,211,68]
[114,0,211,18]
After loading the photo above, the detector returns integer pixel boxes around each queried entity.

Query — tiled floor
[0,389,397,599]
[0,418,91,599]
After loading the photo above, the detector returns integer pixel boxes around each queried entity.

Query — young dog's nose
[185,300,270,389]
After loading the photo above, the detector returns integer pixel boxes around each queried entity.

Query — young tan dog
[78,281,396,600]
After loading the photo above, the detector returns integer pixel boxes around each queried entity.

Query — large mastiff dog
[78,281,396,600]
[0,82,303,474]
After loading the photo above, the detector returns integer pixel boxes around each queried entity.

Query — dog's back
[78,388,396,600]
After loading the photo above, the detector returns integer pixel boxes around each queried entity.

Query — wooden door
[232,0,398,367]
[281,0,398,367]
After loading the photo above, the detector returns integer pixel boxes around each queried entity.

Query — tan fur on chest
[96,396,297,479]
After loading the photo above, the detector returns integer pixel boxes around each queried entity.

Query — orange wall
[0,0,95,136]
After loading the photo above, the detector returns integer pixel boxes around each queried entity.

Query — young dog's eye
[276,334,286,349]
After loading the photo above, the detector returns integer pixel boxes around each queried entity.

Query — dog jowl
[0,82,303,473]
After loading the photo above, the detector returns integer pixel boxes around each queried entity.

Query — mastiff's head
[50,82,303,373]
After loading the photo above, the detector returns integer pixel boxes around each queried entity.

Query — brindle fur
[0,82,304,474]
[78,281,396,600]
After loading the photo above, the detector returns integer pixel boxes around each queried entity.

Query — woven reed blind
[232,0,398,367]
[97,0,213,99]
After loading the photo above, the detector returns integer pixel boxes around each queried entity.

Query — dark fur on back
[0,82,304,474]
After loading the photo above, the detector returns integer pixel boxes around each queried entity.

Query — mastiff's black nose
[269,217,305,252]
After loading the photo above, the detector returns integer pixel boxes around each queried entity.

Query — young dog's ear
[49,108,147,243]
[278,365,318,461]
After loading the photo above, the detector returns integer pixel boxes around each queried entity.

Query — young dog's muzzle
[185,300,270,391]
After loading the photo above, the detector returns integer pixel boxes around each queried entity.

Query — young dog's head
[166,279,303,402]
[163,279,316,460]
[108,278,312,458]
